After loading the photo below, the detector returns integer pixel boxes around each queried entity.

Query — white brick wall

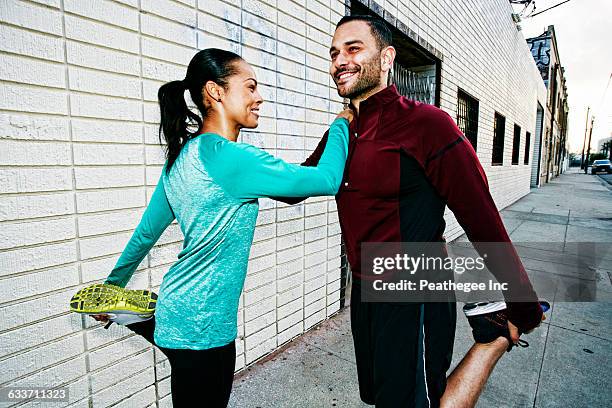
[0,0,545,406]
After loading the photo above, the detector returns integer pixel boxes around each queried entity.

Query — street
[597,173,612,186]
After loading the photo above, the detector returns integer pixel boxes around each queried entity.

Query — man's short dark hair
[336,15,392,50]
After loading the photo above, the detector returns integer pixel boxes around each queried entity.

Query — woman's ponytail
[157,48,242,175]
[158,80,202,175]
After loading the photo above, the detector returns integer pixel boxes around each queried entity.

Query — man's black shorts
[350,278,456,407]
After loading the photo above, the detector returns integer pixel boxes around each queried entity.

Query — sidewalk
[228,168,612,408]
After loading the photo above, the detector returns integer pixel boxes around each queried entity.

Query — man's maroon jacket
[278,85,542,333]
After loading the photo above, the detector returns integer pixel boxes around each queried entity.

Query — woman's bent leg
[126,318,236,406]
[125,316,157,345]
[167,341,236,408]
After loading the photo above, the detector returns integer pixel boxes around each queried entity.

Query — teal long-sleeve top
[104,117,349,350]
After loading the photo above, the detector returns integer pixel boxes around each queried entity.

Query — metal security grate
[392,62,436,105]
[524,131,531,164]
[457,90,479,151]
[492,112,506,165]
[512,124,521,165]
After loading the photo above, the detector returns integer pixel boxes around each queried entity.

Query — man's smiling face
[329,20,384,100]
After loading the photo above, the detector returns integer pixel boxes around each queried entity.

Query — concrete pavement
[228,167,612,408]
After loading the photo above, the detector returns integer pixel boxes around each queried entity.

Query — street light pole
[584,116,594,174]
[583,73,611,172]
[580,106,590,169]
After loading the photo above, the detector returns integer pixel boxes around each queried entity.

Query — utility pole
[584,72,611,172]
[580,106,590,169]
[584,116,594,174]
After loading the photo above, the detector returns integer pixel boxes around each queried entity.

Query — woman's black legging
[126,316,236,408]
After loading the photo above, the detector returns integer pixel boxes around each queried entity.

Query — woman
[82,48,352,407]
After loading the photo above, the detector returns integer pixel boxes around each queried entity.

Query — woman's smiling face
[223,59,264,130]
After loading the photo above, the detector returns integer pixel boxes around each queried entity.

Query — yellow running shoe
[70,283,157,317]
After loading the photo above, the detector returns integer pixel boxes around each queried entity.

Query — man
[276,15,545,407]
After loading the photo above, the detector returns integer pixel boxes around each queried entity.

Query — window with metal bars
[456,89,479,151]
[492,112,506,165]
[393,63,436,105]
[524,131,531,164]
[512,124,521,165]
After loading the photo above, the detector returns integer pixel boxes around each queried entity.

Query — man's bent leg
[440,337,509,408]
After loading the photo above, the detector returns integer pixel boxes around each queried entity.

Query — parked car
[591,159,612,174]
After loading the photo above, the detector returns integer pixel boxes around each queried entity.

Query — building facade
[0,0,547,406]
[527,25,570,185]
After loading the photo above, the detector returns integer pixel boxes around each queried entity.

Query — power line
[594,73,612,116]
[526,0,573,18]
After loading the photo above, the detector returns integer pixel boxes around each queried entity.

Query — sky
[513,0,612,154]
